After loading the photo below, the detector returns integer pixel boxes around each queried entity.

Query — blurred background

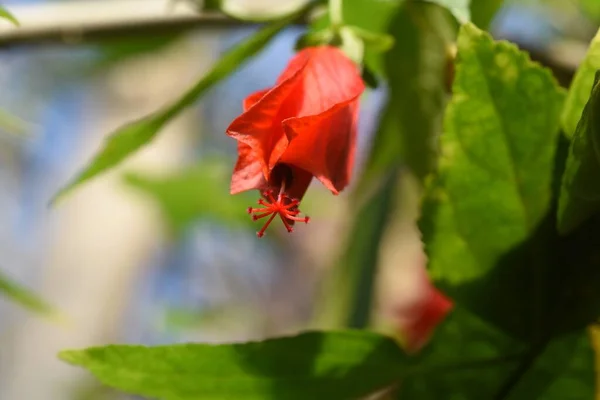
[0,0,597,399]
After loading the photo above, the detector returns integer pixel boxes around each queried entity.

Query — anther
[246,187,310,238]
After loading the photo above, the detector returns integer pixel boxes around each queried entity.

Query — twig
[0,13,260,49]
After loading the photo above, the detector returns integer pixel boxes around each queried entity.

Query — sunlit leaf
[558,71,600,234]
[60,330,409,400]
[51,14,298,205]
[0,269,56,317]
[562,29,600,139]
[0,6,19,26]
[420,23,564,339]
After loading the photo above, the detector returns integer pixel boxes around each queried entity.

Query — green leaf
[123,160,256,234]
[362,1,456,183]
[59,330,409,400]
[0,269,56,317]
[562,29,600,139]
[51,14,296,205]
[0,6,19,26]
[557,71,600,234]
[422,0,471,23]
[397,308,523,398]
[470,0,503,29]
[91,34,183,71]
[398,308,595,399]
[420,23,565,339]
[581,0,600,22]
[501,331,595,400]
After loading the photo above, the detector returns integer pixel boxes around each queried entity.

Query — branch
[0,13,259,49]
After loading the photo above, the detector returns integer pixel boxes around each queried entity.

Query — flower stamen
[247,187,310,238]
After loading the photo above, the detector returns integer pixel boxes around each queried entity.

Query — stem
[492,342,548,400]
[329,0,343,27]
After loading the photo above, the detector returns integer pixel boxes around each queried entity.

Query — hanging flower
[226,46,365,237]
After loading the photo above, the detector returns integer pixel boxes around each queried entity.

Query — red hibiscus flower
[392,267,453,353]
[226,46,365,237]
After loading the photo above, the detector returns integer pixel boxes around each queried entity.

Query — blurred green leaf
[558,71,600,234]
[60,330,410,400]
[422,0,470,22]
[0,108,29,137]
[310,0,400,76]
[313,169,398,329]
[470,0,503,29]
[91,34,183,71]
[51,14,297,205]
[362,1,456,184]
[0,269,56,317]
[581,0,600,22]
[0,6,19,26]
[420,23,564,340]
[124,160,255,234]
[329,170,399,329]
[397,308,594,399]
[561,29,600,139]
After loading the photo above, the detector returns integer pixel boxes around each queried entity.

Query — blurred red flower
[393,268,453,353]
[226,46,365,237]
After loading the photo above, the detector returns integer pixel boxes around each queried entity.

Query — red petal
[292,47,365,118]
[226,68,305,180]
[284,166,313,201]
[403,287,453,351]
[243,88,269,112]
[230,142,267,194]
[227,46,364,197]
[281,95,360,194]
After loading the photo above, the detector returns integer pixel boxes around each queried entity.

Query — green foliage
[581,0,600,22]
[562,28,600,139]
[558,72,600,234]
[59,330,409,400]
[0,269,56,317]
[420,23,565,340]
[397,308,594,399]
[51,14,297,205]
[422,0,471,22]
[0,6,19,26]
[123,160,256,234]
[470,0,503,29]
[363,1,456,183]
